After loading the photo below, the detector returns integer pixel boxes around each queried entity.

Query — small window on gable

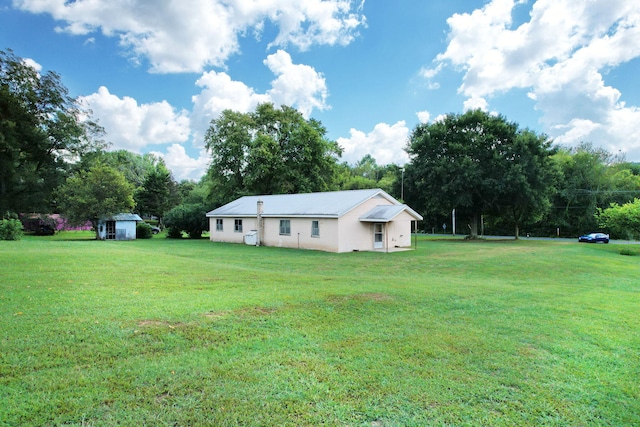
[216,218,223,231]
[279,219,291,235]
[234,219,243,233]
[311,220,319,237]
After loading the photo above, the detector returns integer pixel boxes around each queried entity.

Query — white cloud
[191,50,328,142]
[80,51,330,181]
[13,0,366,73]
[433,114,447,124]
[551,119,601,145]
[416,111,431,124]
[426,0,640,155]
[190,71,271,144]
[420,63,443,80]
[337,121,410,165]
[463,97,488,112]
[22,57,42,72]
[79,86,190,151]
[150,145,210,182]
[264,50,328,118]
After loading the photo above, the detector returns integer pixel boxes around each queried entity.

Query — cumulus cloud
[265,50,329,118]
[23,57,42,72]
[425,0,640,155]
[337,121,410,165]
[191,50,328,142]
[463,97,488,112]
[416,111,431,124]
[13,0,366,73]
[190,71,271,144]
[151,145,210,182]
[79,51,329,180]
[79,86,191,151]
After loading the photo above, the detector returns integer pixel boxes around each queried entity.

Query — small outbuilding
[97,213,142,240]
[206,188,423,253]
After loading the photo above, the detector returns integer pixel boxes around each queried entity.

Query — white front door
[373,223,384,249]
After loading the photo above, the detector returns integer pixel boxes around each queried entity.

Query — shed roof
[359,205,423,222]
[206,189,399,218]
[105,213,143,222]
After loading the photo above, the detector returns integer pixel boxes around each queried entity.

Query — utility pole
[401,167,405,200]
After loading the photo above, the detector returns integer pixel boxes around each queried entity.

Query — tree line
[2,49,639,239]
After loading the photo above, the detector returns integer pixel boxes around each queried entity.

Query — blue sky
[2,0,639,180]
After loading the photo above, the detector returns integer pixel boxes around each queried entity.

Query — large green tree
[487,129,558,238]
[135,161,175,226]
[405,110,556,238]
[76,150,159,190]
[0,49,104,213]
[204,103,342,204]
[546,143,613,236]
[57,165,135,239]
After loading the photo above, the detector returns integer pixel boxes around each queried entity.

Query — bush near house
[20,214,57,235]
[0,217,23,240]
[164,203,208,239]
[136,222,153,239]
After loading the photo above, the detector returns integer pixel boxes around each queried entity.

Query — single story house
[97,213,143,240]
[206,188,423,253]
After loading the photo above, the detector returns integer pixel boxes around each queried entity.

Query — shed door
[373,223,384,249]
[105,221,116,240]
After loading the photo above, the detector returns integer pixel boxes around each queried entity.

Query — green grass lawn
[1,234,638,426]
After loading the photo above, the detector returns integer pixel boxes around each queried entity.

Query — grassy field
[1,233,639,426]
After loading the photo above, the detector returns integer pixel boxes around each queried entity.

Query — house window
[279,219,291,235]
[234,219,243,233]
[216,218,223,231]
[311,220,319,237]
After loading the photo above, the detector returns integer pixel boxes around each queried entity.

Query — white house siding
[261,217,339,252]
[337,195,394,252]
[209,217,257,244]
[206,189,423,253]
[386,212,416,248]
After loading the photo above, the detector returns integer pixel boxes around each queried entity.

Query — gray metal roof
[359,205,423,222]
[206,189,399,218]
[109,213,143,221]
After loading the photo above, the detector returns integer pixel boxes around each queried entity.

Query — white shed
[97,213,142,240]
[206,189,423,253]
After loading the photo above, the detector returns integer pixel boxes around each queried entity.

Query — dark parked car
[578,232,609,243]
[150,225,161,234]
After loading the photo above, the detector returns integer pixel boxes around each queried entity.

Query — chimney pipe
[257,199,263,246]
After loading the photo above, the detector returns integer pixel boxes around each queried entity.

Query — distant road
[426,234,640,244]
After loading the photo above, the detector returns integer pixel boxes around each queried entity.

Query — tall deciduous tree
[0,49,105,213]
[204,103,342,204]
[488,129,558,238]
[547,143,612,236]
[135,161,174,226]
[57,165,135,239]
[405,110,556,238]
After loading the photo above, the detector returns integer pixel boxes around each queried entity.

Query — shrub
[619,248,639,257]
[166,227,184,239]
[164,203,208,239]
[0,219,24,241]
[136,222,153,239]
[35,215,57,236]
